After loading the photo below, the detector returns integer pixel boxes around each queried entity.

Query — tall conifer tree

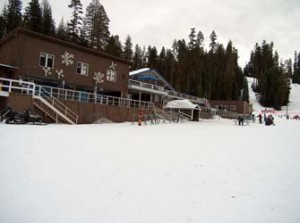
[23,0,42,32]
[85,0,110,50]
[105,35,122,57]
[56,18,68,40]
[68,0,83,42]
[41,0,55,36]
[123,35,133,61]
[5,0,22,33]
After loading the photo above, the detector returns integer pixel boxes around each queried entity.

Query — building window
[230,105,237,111]
[76,62,89,76]
[106,68,117,82]
[39,53,54,68]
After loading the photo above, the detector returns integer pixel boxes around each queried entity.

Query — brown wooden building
[209,100,252,115]
[0,28,150,124]
[0,27,129,97]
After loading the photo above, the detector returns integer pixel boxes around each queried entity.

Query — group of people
[237,113,275,126]
[257,113,274,125]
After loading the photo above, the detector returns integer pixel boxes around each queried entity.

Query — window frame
[76,61,89,76]
[106,67,117,82]
[39,52,55,68]
[230,105,237,111]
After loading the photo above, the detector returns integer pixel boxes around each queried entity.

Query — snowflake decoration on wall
[109,61,117,70]
[61,51,74,66]
[43,67,52,77]
[93,72,105,85]
[56,69,64,79]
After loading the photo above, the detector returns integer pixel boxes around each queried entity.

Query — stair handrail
[35,86,78,124]
[178,111,192,120]
[153,106,174,122]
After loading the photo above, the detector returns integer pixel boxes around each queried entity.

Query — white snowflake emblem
[61,51,74,66]
[93,72,105,85]
[56,69,64,79]
[109,61,117,70]
[43,67,52,77]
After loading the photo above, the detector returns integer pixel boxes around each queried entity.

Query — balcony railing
[128,79,209,106]
[34,85,153,110]
[0,77,154,110]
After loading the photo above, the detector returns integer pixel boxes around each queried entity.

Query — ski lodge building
[0,28,210,124]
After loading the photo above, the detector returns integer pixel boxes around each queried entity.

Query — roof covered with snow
[129,68,150,76]
[164,99,200,109]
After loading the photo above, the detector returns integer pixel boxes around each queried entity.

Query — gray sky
[1,0,300,66]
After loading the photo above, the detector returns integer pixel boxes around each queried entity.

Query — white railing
[0,77,35,95]
[128,79,209,106]
[34,85,154,110]
[0,77,154,110]
[129,79,165,92]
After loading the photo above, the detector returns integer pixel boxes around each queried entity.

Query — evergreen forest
[0,0,296,110]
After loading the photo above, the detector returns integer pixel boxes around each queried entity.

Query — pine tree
[68,0,83,42]
[85,0,110,50]
[284,59,293,79]
[132,44,143,70]
[105,35,122,57]
[188,28,197,50]
[292,51,300,84]
[23,0,43,33]
[56,18,68,40]
[196,30,204,50]
[123,35,133,61]
[147,46,158,69]
[5,0,22,33]
[41,0,55,36]
[209,30,218,53]
[79,18,88,46]
[0,8,6,38]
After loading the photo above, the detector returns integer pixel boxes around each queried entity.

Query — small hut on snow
[164,99,201,121]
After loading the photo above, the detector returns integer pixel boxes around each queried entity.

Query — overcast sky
[1,0,300,66]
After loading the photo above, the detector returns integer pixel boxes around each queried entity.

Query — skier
[258,114,262,124]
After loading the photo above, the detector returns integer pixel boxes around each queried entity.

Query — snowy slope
[247,77,300,115]
[246,77,265,113]
[1,82,300,223]
[281,82,300,115]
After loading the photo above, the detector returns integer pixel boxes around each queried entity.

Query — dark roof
[0,27,131,65]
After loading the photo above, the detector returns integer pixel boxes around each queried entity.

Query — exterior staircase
[153,106,191,123]
[33,86,78,124]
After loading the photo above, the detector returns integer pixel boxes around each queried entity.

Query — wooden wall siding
[6,93,33,113]
[209,100,251,115]
[3,93,141,124]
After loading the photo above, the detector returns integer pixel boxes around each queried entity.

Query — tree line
[0,0,296,109]
[244,41,291,110]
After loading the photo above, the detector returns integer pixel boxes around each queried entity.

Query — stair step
[34,101,58,122]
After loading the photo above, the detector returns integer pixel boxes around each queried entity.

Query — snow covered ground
[1,80,300,223]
